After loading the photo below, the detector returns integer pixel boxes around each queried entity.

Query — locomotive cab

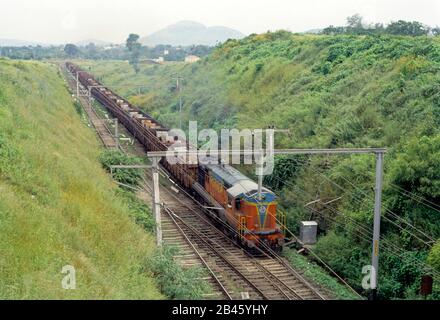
[202,164,285,253]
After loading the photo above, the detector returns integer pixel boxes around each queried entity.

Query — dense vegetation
[99,150,144,187]
[0,43,212,62]
[323,14,440,36]
[79,31,440,299]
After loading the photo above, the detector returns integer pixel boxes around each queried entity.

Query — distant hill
[76,39,112,47]
[140,21,245,46]
[0,38,113,48]
[0,38,49,47]
[301,28,323,34]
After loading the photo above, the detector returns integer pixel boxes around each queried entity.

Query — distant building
[139,57,164,65]
[163,49,169,55]
[184,55,201,63]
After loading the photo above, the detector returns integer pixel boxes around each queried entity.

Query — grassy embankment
[0,59,164,299]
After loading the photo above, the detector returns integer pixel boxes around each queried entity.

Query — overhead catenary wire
[329,168,438,244]
[388,182,440,213]
[284,156,436,246]
[268,171,440,279]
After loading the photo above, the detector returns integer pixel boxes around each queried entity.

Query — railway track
[62,65,117,149]
[151,177,326,300]
[62,63,329,300]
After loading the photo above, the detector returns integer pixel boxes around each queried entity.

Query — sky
[1,0,440,44]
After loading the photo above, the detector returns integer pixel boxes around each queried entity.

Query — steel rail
[140,178,233,300]
[157,176,323,300]
[164,206,271,300]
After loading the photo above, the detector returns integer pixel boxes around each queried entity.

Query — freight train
[66,62,285,252]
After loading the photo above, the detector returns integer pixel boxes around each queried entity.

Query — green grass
[283,248,361,300]
[0,59,163,299]
[148,246,212,300]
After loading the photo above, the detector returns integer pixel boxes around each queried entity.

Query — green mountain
[140,20,245,46]
[80,31,440,299]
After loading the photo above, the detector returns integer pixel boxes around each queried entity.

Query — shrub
[321,61,332,75]
[99,150,143,187]
[147,246,211,299]
[116,188,155,232]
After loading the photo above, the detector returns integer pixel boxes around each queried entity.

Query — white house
[184,55,201,63]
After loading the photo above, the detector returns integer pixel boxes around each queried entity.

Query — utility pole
[152,157,162,246]
[172,74,184,129]
[75,71,88,97]
[257,149,264,200]
[255,127,289,200]
[370,151,384,300]
[114,118,119,150]
[76,72,79,97]
[88,86,93,104]
[108,164,161,246]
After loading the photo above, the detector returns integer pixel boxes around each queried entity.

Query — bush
[116,188,155,232]
[147,246,211,299]
[428,240,440,272]
[264,155,305,191]
[99,150,144,187]
[283,248,361,300]
[321,61,332,75]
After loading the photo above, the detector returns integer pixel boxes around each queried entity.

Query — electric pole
[152,157,162,246]
[108,163,162,246]
[76,72,79,97]
[370,151,384,299]
[172,74,184,129]
[114,118,119,150]
[255,127,290,200]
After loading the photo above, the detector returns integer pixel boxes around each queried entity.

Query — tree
[264,156,305,191]
[64,43,80,57]
[386,20,429,36]
[126,33,141,73]
[84,42,98,59]
[390,135,440,200]
[346,14,365,34]
[346,14,363,29]
[322,25,346,35]
[373,23,385,34]
[428,240,440,272]
[432,27,440,36]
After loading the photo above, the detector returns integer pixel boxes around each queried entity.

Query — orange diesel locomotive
[199,163,285,252]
